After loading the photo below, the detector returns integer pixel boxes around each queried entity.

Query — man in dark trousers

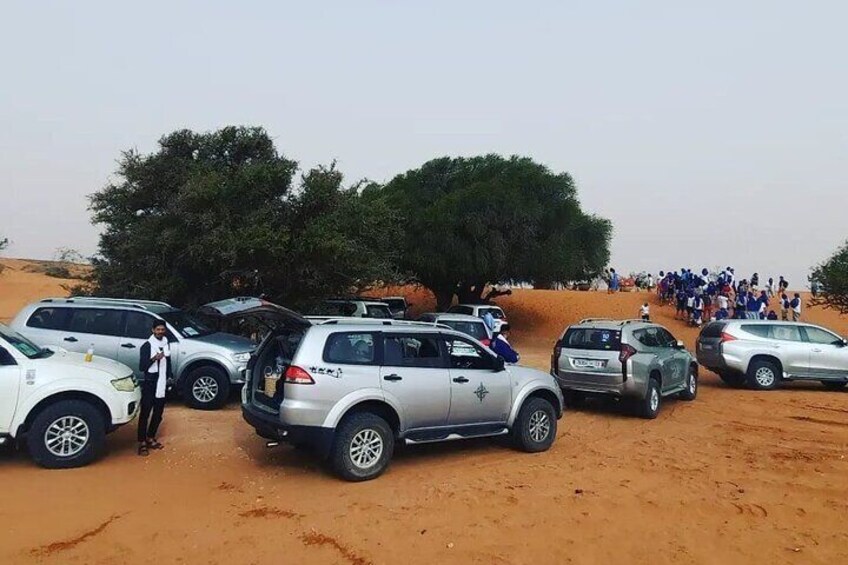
[137,320,171,456]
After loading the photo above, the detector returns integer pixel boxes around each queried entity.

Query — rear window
[315,302,358,317]
[442,320,488,340]
[448,306,474,315]
[365,304,393,319]
[700,322,726,339]
[561,327,622,351]
[323,332,377,365]
[481,308,505,319]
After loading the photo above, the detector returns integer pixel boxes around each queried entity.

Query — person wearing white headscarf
[137,319,171,456]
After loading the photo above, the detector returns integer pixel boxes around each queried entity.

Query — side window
[323,332,376,365]
[658,328,678,347]
[741,325,771,338]
[803,326,842,345]
[770,325,803,342]
[0,347,17,366]
[383,334,444,368]
[26,307,70,330]
[633,328,660,347]
[444,336,494,370]
[125,312,156,340]
[67,308,125,336]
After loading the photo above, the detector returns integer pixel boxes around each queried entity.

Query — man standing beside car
[137,320,171,456]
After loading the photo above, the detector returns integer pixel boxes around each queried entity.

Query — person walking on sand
[780,293,790,321]
[608,268,620,293]
[640,302,650,322]
[790,293,802,321]
[138,320,171,456]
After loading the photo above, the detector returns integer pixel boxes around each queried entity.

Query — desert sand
[2,261,847,564]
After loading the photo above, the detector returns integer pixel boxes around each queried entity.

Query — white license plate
[701,344,713,350]
[574,359,605,369]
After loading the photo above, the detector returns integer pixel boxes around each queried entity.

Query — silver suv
[11,297,255,410]
[696,320,848,390]
[551,319,698,418]
[242,317,564,481]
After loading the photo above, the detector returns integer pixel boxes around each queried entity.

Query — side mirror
[493,356,505,372]
[675,340,685,350]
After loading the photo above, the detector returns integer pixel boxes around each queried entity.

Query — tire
[822,381,848,390]
[718,371,747,388]
[746,359,780,390]
[329,413,394,482]
[27,400,106,469]
[636,378,662,419]
[512,397,557,453]
[679,365,698,401]
[183,365,230,410]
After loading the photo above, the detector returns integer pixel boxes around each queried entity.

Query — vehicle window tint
[741,325,770,338]
[770,325,803,342]
[444,336,494,370]
[803,326,842,345]
[384,299,406,310]
[563,328,622,351]
[633,328,661,347]
[324,332,376,365]
[26,307,70,330]
[657,328,678,347]
[67,309,124,336]
[0,347,16,365]
[442,321,488,341]
[365,304,393,319]
[383,334,443,368]
[318,302,357,317]
[482,308,505,319]
[125,312,156,340]
[700,322,726,338]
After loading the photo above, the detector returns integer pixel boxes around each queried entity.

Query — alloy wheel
[192,375,219,403]
[44,416,90,458]
[349,429,384,469]
[528,410,551,442]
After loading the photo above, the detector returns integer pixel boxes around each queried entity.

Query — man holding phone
[137,320,171,456]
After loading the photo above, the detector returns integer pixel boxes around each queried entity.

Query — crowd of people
[643,268,804,327]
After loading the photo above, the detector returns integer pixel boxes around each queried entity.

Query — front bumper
[241,403,334,459]
[111,389,142,426]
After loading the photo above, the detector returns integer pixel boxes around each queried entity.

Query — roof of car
[36,297,176,314]
[421,313,485,322]
[452,304,504,310]
[307,320,460,335]
[324,298,389,306]
[571,318,658,330]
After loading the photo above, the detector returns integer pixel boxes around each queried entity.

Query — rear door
[117,311,159,379]
[379,333,451,430]
[801,326,848,379]
[16,306,71,348]
[759,324,809,377]
[696,322,726,367]
[443,335,511,425]
[0,343,22,433]
[62,308,124,359]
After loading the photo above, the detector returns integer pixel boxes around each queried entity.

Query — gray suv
[242,317,564,481]
[551,319,698,418]
[11,297,256,410]
[697,320,848,390]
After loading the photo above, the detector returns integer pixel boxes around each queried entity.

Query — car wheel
[27,400,106,469]
[637,378,662,419]
[679,365,698,401]
[512,397,557,453]
[822,381,848,390]
[747,359,780,390]
[330,412,394,482]
[718,371,747,388]
[183,366,230,410]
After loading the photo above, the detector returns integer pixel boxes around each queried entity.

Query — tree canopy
[85,126,400,308]
[810,239,848,314]
[373,154,611,308]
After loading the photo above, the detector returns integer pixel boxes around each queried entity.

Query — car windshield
[0,324,53,359]
[365,304,393,319]
[159,310,215,338]
[443,321,488,340]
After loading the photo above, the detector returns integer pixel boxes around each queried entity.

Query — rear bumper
[552,370,645,398]
[241,403,334,458]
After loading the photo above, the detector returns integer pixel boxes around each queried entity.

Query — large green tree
[810,239,848,314]
[86,126,400,308]
[373,155,611,309]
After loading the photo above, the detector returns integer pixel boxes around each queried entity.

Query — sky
[1,0,846,289]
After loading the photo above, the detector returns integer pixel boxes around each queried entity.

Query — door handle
[383,374,402,382]
[121,343,136,349]
[64,336,78,342]
[453,376,470,383]
[812,348,822,353]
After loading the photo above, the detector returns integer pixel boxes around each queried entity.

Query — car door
[658,327,689,389]
[765,324,809,377]
[379,333,451,430]
[63,308,124,360]
[0,343,22,433]
[16,306,71,348]
[801,326,848,379]
[443,334,511,426]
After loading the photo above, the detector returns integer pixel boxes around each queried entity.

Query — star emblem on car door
[474,383,489,402]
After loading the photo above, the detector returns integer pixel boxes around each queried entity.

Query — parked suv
[417,312,493,347]
[242,317,563,481]
[551,319,698,418]
[0,323,140,468]
[447,304,508,332]
[312,299,394,320]
[697,320,848,390]
[11,297,255,410]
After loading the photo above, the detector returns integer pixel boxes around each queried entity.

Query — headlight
[111,376,137,392]
[231,352,252,363]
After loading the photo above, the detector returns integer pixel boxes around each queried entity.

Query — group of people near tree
[648,267,803,327]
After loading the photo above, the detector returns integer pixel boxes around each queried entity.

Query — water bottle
[84,344,94,362]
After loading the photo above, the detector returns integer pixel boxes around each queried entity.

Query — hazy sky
[2,1,846,289]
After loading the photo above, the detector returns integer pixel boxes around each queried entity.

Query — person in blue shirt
[746,292,760,320]
[490,324,520,364]
[482,310,495,332]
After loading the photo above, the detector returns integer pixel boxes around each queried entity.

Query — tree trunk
[433,288,455,312]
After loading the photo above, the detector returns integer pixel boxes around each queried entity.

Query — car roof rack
[40,296,173,309]
[309,317,450,329]
[578,318,617,324]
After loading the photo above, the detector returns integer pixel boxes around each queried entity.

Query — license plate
[701,344,713,350]
[574,359,606,369]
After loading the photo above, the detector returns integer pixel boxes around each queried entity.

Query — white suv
[0,324,140,468]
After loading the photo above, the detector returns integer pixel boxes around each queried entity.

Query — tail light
[619,344,637,364]
[552,342,563,374]
[481,338,491,347]
[284,365,315,385]
[720,332,737,343]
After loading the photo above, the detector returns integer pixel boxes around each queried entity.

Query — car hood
[198,297,310,329]
[190,331,256,352]
[506,364,557,383]
[38,349,133,379]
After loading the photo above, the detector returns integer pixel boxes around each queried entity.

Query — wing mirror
[675,340,686,350]
[493,356,506,372]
